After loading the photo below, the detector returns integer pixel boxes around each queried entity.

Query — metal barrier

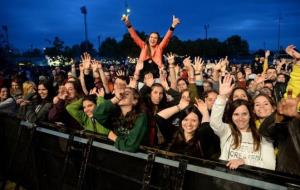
[1,113,300,190]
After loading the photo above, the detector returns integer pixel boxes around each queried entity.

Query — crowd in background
[0,14,300,177]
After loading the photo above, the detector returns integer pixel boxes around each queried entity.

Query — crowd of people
[0,15,300,177]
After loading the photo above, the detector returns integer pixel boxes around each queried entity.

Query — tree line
[1,31,251,67]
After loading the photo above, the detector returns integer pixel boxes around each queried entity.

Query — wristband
[127,25,132,28]
[176,105,181,112]
[170,26,175,31]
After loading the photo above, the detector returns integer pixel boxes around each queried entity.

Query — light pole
[204,24,209,40]
[277,13,282,52]
[80,6,88,50]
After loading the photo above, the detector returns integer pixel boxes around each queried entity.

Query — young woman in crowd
[66,88,109,135]
[257,45,300,175]
[93,84,148,152]
[156,91,220,159]
[0,86,16,113]
[122,14,180,78]
[48,80,84,129]
[138,72,169,145]
[18,81,37,118]
[253,93,276,128]
[210,75,276,170]
[21,80,54,123]
[10,79,22,100]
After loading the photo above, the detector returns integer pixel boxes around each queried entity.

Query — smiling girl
[210,75,275,170]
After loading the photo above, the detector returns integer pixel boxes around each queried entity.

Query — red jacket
[128,26,173,68]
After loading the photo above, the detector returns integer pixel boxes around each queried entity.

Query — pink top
[128,27,173,68]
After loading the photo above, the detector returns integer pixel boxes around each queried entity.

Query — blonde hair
[22,81,36,97]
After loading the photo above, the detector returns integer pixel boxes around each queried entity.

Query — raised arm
[193,56,204,82]
[128,60,143,89]
[194,98,210,123]
[262,50,270,74]
[70,58,77,78]
[159,15,180,49]
[79,63,89,95]
[284,45,300,98]
[165,52,177,90]
[122,15,144,48]
[210,75,234,137]
[157,94,189,119]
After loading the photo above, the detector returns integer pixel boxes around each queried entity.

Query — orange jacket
[128,26,173,68]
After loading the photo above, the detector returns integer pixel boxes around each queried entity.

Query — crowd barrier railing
[1,112,300,190]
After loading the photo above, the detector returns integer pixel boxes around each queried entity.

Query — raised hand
[116,70,125,78]
[57,86,68,100]
[91,59,100,71]
[53,85,68,104]
[219,75,235,97]
[81,52,91,70]
[277,89,300,118]
[265,50,270,58]
[98,88,105,97]
[172,15,180,28]
[114,85,125,101]
[220,56,229,72]
[166,52,175,65]
[89,87,97,95]
[90,87,104,97]
[178,95,190,111]
[121,14,131,27]
[128,76,137,89]
[135,60,144,72]
[214,59,223,71]
[193,56,204,73]
[183,56,192,70]
[194,98,209,115]
[285,45,300,59]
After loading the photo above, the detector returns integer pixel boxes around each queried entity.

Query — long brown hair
[112,87,146,130]
[226,99,261,151]
[146,32,160,58]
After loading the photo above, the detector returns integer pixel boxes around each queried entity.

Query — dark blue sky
[1,0,300,51]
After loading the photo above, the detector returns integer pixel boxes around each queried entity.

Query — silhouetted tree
[80,41,97,57]
[22,48,43,57]
[224,35,249,56]
[99,37,121,58]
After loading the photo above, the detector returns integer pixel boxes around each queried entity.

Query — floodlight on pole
[80,6,88,50]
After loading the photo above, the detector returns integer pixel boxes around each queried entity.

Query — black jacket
[259,113,300,176]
